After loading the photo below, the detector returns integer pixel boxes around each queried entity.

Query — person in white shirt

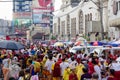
[93,60,101,80]
[69,56,78,68]
[109,60,120,71]
[60,58,69,76]
[2,54,11,80]
[45,55,54,74]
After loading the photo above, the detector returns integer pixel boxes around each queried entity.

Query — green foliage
[51,35,56,40]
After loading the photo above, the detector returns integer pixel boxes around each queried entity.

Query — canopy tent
[76,37,86,41]
[54,42,64,47]
[108,40,120,47]
[90,41,105,46]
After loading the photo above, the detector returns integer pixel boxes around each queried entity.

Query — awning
[109,18,120,27]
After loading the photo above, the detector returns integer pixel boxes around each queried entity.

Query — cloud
[0,2,13,20]
[54,0,62,10]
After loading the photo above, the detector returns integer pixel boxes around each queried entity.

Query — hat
[13,56,18,61]
[4,54,8,56]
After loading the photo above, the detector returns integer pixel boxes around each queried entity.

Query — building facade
[53,0,109,41]
[13,0,32,37]
[108,0,120,39]
[0,19,12,35]
[25,0,55,40]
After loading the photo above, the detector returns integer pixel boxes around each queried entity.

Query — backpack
[53,62,61,77]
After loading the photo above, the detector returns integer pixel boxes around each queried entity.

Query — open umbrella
[116,57,120,62]
[93,41,98,46]
[54,42,64,47]
[75,41,81,46]
[0,40,25,50]
[76,37,86,41]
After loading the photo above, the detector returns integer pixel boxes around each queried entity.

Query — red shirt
[69,73,78,80]
[107,76,118,80]
[88,62,94,74]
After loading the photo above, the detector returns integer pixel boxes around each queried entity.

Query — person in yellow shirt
[76,63,85,80]
[42,55,48,67]
[25,68,31,80]
[63,67,71,80]
[26,57,31,66]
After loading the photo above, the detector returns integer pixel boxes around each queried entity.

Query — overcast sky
[0,0,62,20]
[54,0,62,15]
[0,1,13,20]
[54,0,62,10]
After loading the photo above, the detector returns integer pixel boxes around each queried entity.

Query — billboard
[32,0,52,8]
[33,8,50,24]
[32,0,54,27]
[13,12,32,19]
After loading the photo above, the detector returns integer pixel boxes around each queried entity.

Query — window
[88,14,90,21]
[90,13,92,21]
[119,1,120,10]
[71,18,76,38]
[85,15,88,35]
[61,21,65,36]
[58,18,60,34]
[85,15,88,21]
[79,10,83,34]
[66,1,68,4]
[67,15,70,35]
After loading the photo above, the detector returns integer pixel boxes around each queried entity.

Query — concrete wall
[53,0,108,41]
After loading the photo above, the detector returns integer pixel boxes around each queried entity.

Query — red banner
[38,0,51,7]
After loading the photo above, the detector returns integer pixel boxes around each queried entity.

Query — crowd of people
[0,41,120,80]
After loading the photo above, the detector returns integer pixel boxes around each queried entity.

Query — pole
[99,0,104,40]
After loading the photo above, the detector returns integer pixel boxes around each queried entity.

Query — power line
[0,0,32,2]
[0,0,12,2]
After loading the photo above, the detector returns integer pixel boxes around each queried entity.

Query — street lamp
[84,0,104,40]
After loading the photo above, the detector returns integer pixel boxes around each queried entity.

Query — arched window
[71,18,76,38]
[85,15,88,21]
[90,13,92,21]
[85,15,88,35]
[67,15,70,35]
[88,14,90,21]
[79,10,83,34]
[58,18,60,34]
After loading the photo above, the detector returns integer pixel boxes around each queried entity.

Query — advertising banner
[13,12,32,19]
[33,8,50,24]
[32,0,54,27]
[32,0,52,8]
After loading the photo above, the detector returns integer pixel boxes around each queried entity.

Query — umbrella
[75,41,81,46]
[0,40,25,50]
[42,44,47,47]
[93,41,98,46]
[108,40,120,47]
[75,41,85,46]
[116,57,120,62]
[76,37,86,41]
[92,41,103,46]
[54,42,64,47]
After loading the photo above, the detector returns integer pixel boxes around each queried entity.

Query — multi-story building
[26,0,55,40]
[108,0,120,39]
[53,0,109,41]
[0,19,12,35]
[13,0,32,37]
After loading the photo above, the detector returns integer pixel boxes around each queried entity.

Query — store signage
[13,12,32,19]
